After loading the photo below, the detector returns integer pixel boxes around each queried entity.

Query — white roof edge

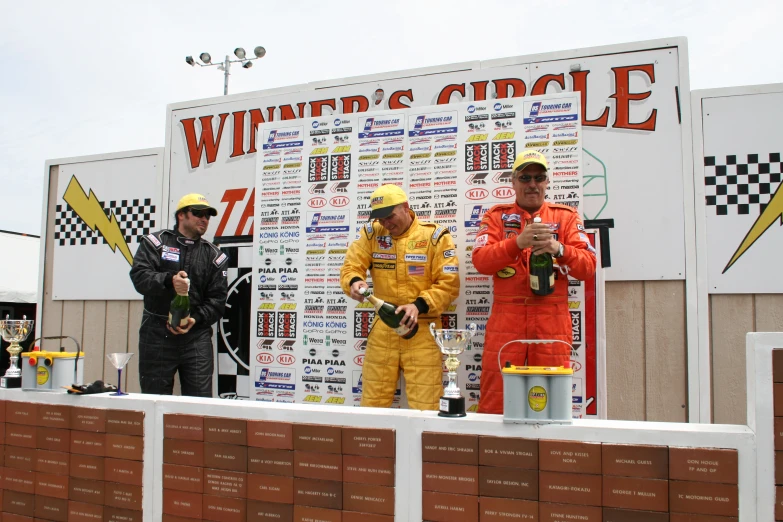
[44,147,165,168]
[692,82,783,99]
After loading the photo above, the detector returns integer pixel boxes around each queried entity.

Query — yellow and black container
[501,364,573,424]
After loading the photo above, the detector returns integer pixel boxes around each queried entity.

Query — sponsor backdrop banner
[53,154,162,300]
[168,45,685,281]
[701,91,783,293]
[249,94,606,418]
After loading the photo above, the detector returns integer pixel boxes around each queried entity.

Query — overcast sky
[1,0,781,235]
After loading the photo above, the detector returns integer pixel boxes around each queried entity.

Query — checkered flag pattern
[54,199,156,246]
[704,153,782,216]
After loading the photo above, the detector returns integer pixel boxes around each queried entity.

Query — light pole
[186,46,267,95]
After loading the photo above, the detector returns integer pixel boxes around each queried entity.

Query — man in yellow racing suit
[341,184,460,410]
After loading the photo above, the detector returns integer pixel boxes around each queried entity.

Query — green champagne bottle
[529,216,555,296]
[168,278,191,328]
[360,288,418,339]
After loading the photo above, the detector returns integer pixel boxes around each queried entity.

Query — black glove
[64,380,118,394]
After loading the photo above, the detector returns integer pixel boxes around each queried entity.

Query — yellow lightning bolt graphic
[62,176,134,266]
[723,183,783,273]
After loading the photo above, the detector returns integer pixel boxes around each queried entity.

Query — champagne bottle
[529,216,555,296]
[168,278,191,328]
[359,288,418,339]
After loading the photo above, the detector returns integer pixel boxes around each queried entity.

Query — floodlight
[200,52,212,64]
[234,47,246,59]
[254,46,266,58]
[185,56,195,66]
[243,61,253,69]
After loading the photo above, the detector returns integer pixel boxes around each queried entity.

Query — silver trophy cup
[430,322,477,417]
[1,316,34,388]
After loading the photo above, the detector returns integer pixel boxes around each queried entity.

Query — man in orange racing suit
[341,184,460,410]
[473,150,596,414]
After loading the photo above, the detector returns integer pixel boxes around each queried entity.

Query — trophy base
[0,376,22,389]
[438,395,466,417]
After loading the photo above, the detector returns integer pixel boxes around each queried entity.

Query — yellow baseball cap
[369,184,408,220]
[176,193,218,216]
[512,149,549,172]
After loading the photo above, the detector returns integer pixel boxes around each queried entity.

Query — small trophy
[1,316,35,389]
[430,322,477,417]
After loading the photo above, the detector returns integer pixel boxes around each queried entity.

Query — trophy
[430,322,477,417]
[1,316,34,388]
[107,353,134,396]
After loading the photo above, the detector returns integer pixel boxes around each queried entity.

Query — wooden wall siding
[711,294,783,425]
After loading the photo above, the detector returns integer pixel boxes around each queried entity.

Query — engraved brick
[163,489,203,519]
[293,478,342,510]
[292,424,341,454]
[4,467,36,494]
[36,426,70,452]
[70,431,106,457]
[105,434,144,461]
[294,451,343,481]
[292,505,341,522]
[602,444,668,479]
[247,474,294,504]
[669,515,738,522]
[479,497,538,522]
[69,477,105,505]
[422,432,479,465]
[164,414,204,441]
[35,471,70,499]
[540,440,601,474]
[603,507,670,522]
[539,471,602,506]
[421,462,479,495]
[67,500,104,522]
[5,401,38,426]
[204,469,247,498]
[479,466,538,500]
[104,506,144,522]
[104,482,143,511]
[204,442,248,472]
[105,458,144,487]
[669,480,738,517]
[342,511,393,522]
[602,476,668,512]
[70,407,106,433]
[479,436,538,469]
[6,446,36,470]
[69,454,105,481]
[3,491,35,517]
[773,348,783,383]
[6,423,37,448]
[202,494,246,522]
[247,421,293,449]
[163,438,204,467]
[343,454,394,486]
[422,491,478,522]
[539,502,603,522]
[249,447,294,476]
[247,500,294,522]
[106,409,144,436]
[776,383,783,416]
[775,417,783,451]
[37,404,71,429]
[35,448,70,475]
[204,417,247,446]
[163,463,204,494]
[669,447,738,484]
[34,495,68,521]
[342,483,394,516]
[342,427,395,458]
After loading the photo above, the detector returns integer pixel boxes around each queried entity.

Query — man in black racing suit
[129,193,228,396]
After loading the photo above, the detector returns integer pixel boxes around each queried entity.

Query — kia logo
[465,188,489,200]
[277,354,295,365]
[308,197,327,208]
[330,196,349,207]
[256,353,273,364]
[492,187,514,199]
[353,355,365,366]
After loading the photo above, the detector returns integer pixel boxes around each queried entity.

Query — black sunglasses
[189,208,212,219]
[514,174,548,183]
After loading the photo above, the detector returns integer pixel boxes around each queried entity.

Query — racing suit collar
[515,201,549,221]
[173,227,199,247]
